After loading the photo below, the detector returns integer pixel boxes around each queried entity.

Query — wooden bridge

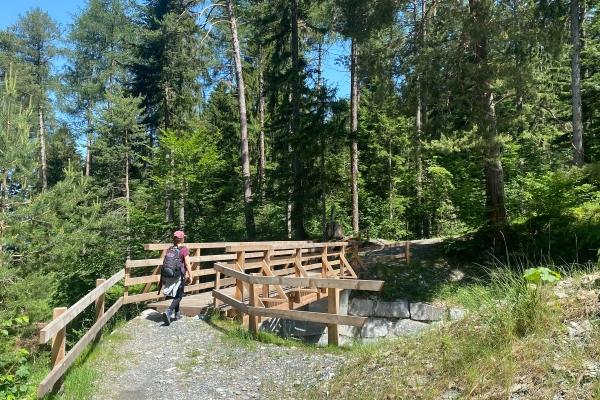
[36,234,409,398]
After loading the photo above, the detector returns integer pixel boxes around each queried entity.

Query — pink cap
[173,230,185,239]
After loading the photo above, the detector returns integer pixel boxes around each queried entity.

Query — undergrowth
[311,261,600,399]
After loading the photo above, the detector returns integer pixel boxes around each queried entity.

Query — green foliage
[523,267,562,284]
[0,318,31,400]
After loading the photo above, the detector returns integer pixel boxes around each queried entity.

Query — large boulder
[361,317,392,338]
[374,300,410,318]
[348,298,375,316]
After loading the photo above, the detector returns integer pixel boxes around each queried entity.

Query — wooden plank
[94,279,105,343]
[246,307,367,327]
[213,263,383,291]
[125,275,160,286]
[260,298,287,303]
[212,290,249,313]
[39,269,125,344]
[261,260,288,300]
[123,292,162,305]
[126,258,163,268]
[249,284,259,335]
[339,252,357,279]
[213,271,221,308]
[50,308,66,393]
[227,242,348,253]
[143,249,165,292]
[328,288,340,345]
[37,298,123,398]
[144,241,313,251]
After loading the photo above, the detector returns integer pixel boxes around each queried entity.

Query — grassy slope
[310,251,600,399]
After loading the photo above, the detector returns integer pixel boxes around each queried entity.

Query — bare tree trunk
[39,107,47,191]
[227,0,255,240]
[258,44,266,205]
[350,39,360,233]
[571,0,583,167]
[85,116,92,177]
[291,0,307,239]
[318,41,327,241]
[125,130,131,260]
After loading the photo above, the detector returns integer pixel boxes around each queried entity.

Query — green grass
[309,260,600,399]
[40,327,132,399]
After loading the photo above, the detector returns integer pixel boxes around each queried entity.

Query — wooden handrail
[226,241,347,253]
[39,269,125,344]
[37,297,124,398]
[144,241,313,251]
[213,263,383,291]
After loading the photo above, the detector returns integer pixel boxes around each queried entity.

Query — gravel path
[90,239,439,400]
[91,310,346,400]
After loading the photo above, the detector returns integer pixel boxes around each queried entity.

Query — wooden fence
[35,236,408,397]
[211,241,384,345]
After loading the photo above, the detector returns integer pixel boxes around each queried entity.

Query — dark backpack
[161,246,182,278]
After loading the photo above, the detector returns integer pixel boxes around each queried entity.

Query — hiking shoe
[162,309,172,326]
[175,312,182,320]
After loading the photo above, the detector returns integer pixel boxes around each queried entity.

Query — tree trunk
[258,43,266,205]
[291,0,307,239]
[227,0,255,240]
[571,0,583,167]
[39,107,47,191]
[318,41,327,241]
[350,38,360,233]
[125,129,131,260]
[470,0,507,249]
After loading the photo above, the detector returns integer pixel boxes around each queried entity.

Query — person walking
[162,230,192,326]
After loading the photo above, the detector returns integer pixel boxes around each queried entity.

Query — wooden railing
[212,257,383,345]
[37,270,125,398]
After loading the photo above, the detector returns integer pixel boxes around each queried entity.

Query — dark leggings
[168,278,185,313]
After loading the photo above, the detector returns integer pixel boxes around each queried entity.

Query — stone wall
[259,291,466,346]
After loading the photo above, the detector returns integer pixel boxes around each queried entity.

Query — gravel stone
[90,311,348,400]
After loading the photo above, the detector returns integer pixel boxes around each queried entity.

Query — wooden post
[340,245,346,278]
[123,266,130,298]
[405,241,411,265]
[51,307,67,393]
[213,271,221,309]
[262,250,270,304]
[293,249,301,303]
[327,288,339,346]
[192,248,201,293]
[94,279,106,342]
[235,251,245,320]
[248,282,258,335]
[353,240,359,277]
[321,247,328,295]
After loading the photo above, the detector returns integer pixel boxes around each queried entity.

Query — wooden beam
[246,307,367,327]
[227,242,348,253]
[142,249,165,292]
[94,279,105,343]
[261,260,288,300]
[39,269,124,344]
[249,283,259,335]
[328,288,340,345]
[212,290,249,314]
[144,241,313,251]
[37,298,123,398]
[50,307,66,393]
[339,252,357,279]
[213,263,383,291]
[123,291,163,305]
[213,271,221,308]
[406,241,411,265]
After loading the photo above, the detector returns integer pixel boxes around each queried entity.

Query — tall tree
[571,0,584,167]
[225,0,256,240]
[10,9,61,192]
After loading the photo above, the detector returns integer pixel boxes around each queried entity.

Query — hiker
[162,230,193,326]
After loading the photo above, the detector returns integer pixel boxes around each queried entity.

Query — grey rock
[410,302,445,321]
[361,317,392,338]
[338,325,359,337]
[348,298,375,316]
[391,319,429,336]
[374,300,410,318]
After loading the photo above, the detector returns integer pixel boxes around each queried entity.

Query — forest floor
[56,239,600,399]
